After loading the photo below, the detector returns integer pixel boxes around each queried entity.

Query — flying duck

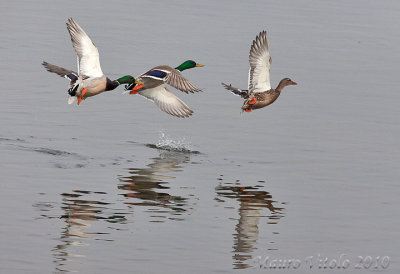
[42,18,141,105]
[222,31,297,113]
[125,60,204,118]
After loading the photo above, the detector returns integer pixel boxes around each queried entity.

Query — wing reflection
[52,190,126,272]
[215,180,286,269]
[34,149,195,272]
[118,150,192,222]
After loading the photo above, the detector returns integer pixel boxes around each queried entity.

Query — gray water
[1,0,399,273]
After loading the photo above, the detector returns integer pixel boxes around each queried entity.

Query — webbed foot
[248,97,257,105]
[77,88,87,105]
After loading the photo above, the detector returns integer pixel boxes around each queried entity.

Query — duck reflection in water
[216,180,286,269]
[51,190,125,272]
[118,150,192,222]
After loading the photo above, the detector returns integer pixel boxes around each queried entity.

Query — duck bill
[125,80,143,91]
[291,82,297,85]
[196,63,205,67]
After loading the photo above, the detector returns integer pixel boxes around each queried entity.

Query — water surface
[1,0,399,273]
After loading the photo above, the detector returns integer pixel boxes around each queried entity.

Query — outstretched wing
[42,61,78,78]
[66,18,103,78]
[141,65,201,93]
[221,82,249,98]
[248,30,271,92]
[164,67,201,93]
[138,86,193,118]
[42,61,89,82]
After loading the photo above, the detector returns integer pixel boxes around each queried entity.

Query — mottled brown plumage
[240,78,297,112]
[222,30,297,113]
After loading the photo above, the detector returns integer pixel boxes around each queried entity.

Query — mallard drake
[222,31,297,113]
[125,60,204,118]
[42,18,141,105]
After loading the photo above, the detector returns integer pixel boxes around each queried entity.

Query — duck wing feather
[140,65,201,94]
[248,30,271,92]
[138,86,193,118]
[66,18,103,78]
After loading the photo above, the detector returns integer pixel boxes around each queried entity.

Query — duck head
[175,60,204,72]
[276,78,297,92]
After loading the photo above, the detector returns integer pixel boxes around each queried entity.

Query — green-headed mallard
[42,18,141,105]
[125,60,204,118]
[222,31,297,113]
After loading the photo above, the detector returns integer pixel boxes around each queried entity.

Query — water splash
[146,132,200,154]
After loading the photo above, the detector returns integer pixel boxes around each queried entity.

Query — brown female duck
[222,30,297,113]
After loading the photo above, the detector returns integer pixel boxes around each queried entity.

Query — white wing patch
[66,18,103,78]
[138,86,193,118]
[248,30,271,93]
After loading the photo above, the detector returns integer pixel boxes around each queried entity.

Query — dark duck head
[175,60,204,71]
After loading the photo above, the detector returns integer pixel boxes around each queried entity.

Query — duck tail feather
[68,96,76,104]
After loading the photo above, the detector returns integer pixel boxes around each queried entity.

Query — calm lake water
[1,0,399,273]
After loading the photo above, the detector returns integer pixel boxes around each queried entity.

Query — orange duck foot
[245,108,252,112]
[81,88,87,96]
[77,88,87,105]
[129,90,138,95]
[248,97,257,105]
